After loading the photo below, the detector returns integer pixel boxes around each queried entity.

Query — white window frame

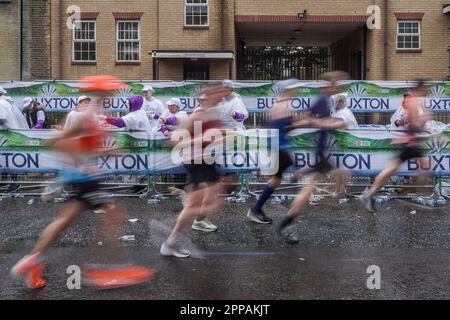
[72,20,97,62]
[396,20,421,50]
[116,20,141,62]
[184,0,209,27]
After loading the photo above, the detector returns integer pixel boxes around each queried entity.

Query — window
[116,20,140,62]
[185,0,208,26]
[73,20,96,62]
[397,20,421,50]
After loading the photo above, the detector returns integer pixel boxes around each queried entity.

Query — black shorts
[68,180,113,209]
[184,163,220,187]
[299,152,334,176]
[314,152,334,174]
[398,145,423,162]
[274,150,293,178]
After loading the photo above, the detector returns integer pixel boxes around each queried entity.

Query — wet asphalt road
[1,195,450,300]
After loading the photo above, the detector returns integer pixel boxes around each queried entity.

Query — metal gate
[238,46,332,80]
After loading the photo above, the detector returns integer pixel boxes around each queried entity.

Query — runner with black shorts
[360,81,431,213]
[160,84,229,258]
[246,79,299,224]
[11,76,154,289]
[275,72,349,243]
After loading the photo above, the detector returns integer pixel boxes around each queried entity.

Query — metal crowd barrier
[1,172,448,206]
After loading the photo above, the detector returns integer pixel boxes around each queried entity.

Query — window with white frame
[116,20,140,62]
[73,20,96,62]
[397,20,421,50]
[185,0,208,26]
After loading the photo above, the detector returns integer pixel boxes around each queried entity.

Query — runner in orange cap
[11,76,155,289]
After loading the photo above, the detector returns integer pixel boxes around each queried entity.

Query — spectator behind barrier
[0,86,29,129]
[22,97,47,129]
[104,95,152,132]
[331,93,358,129]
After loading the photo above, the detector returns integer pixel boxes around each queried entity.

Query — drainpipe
[59,0,64,79]
[383,0,388,80]
[20,0,23,80]
[448,47,450,80]
[221,0,225,50]
[363,26,367,80]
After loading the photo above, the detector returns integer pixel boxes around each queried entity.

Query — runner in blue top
[246,79,299,224]
[276,71,350,243]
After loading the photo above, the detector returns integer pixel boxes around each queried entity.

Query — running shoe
[160,242,191,258]
[280,228,300,244]
[275,220,299,244]
[11,254,46,289]
[84,265,156,290]
[191,219,217,232]
[246,208,273,224]
[360,191,377,213]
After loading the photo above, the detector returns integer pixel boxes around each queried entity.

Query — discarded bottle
[271,196,282,204]
[338,198,349,204]
[435,197,447,206]
[27,199,35,205]
[118,235,135,241]
[375,196,392,205]
[147,198,160,204]
[412,196,427,206]
[54,198,65,203]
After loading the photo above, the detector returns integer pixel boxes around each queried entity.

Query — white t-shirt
[160,110,188,131]
[0,98,29,129]
[122,109,153,132]
[64,110,83,130]
[142,97,166,130]
[332,107,358,129]
[219,93,248,130]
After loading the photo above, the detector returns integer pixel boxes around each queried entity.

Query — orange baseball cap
[79,75,129,92]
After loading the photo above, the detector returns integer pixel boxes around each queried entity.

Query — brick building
[2,0,450,81]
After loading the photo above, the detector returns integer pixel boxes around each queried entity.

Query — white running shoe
[191,219,218,232]
[160,242,191,258]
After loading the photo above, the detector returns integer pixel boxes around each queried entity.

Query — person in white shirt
[390,92,414,129]
[64,96,91,130]
[0,86,29,129]
[159,98,188,136]
[104,95,152,132]
[141,85,166,131]
[219,80,248,131]
[331,93,358,129]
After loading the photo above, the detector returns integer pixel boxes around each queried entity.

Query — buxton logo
[348,83,390,111]
[0,136,7,148]
[40,83,57,97]
[427,85,450,111]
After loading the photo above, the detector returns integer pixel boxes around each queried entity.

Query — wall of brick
[7,0,448,81]
[47,0,235,81]
[235,0,374,16]
[386,0,450,81]
[21,0,51,81]
[0,0,21,81]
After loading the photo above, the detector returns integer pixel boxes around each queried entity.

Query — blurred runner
[160,84,229,257]
[246,79,299,224]
[360,82,432,212]
[11,76,155,289]
[276,72,349,243]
